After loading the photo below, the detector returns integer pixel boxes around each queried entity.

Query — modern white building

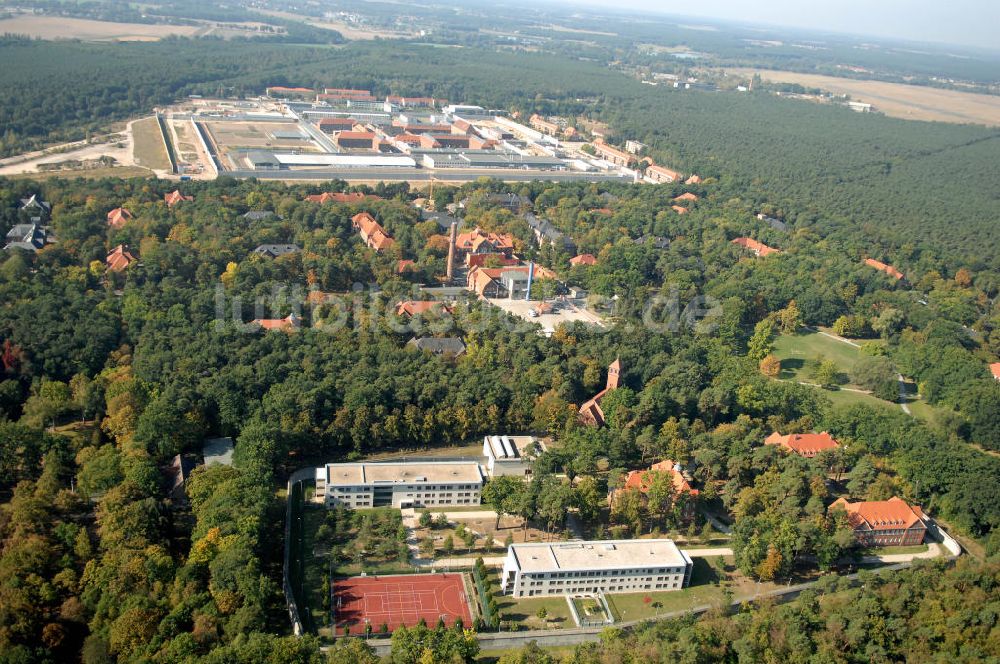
[500,539,693,598]
[315,461,483,509]
[482,435,546,478]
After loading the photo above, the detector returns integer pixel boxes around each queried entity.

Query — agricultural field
[727,67,1000,126]
[0,15,199,41]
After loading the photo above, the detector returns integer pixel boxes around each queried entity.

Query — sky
[569,0,1000,51]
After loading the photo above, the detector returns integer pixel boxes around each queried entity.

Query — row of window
[529,567,684,580]
[522,581,680,597]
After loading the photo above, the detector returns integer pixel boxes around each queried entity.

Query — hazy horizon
[562,0,1000,52]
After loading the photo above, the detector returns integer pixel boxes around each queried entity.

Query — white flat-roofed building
[315,461,483,509]
[500,539,693,598]
[482,435,546,478]
[272,154,416,168]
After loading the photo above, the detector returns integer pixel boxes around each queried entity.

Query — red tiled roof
[671,205,688,215]
[732,237,780,257]
[396,301,451,317]
[455,228,515,253]
[831,496,928,532]
[620,460,699,497]
[864,258,904,281]
[267,86,313,94]
[164,190,193,207]
[105,244,138,272]
[397,259,415,273]
[306,192,382,204]
[570,254,597,266]
[107,207,133,228]
[673,192,699,202]
[685,175,702,185]
[647,164,682,181]
[765,431,839,456]
[253,314,301,331]
[466,253,520,268]
[318,117,356,127]
[990,362,1000,381]
[352,212,394,252]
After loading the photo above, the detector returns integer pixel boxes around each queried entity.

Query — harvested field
[728,68,1000,126]
[0,15,199,41]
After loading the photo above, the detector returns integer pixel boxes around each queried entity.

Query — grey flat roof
[324,460,482,486]
[510,539,688,573]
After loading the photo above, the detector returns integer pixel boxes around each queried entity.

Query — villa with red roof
[830,496,928,547]
[351,212,394,252]
[608,459,699,521]
[732,237,781,257]
[645,164,683,184]
[396,301,452,317]
[570,254,597,266]
[164,190,193,207]
[765,431,840,458]
[685,175,702,185]
[864,258,904,281]
[455,228,515,257]
[252,314,301,332]
[579,359,621,427]
[671,205,688,215]
[990,362,1000,381]
[673,192,699,202]
[306,192,381,204]
[107,207,133,229]
[105,244,138,273]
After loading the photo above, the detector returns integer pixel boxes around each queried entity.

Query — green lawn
[485,571,574,630]
[604,557,726,622]
[773,330,868,386]
[862,544,928,556]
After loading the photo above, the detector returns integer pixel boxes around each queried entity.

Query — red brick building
[830,496,928,547]
[579,358,622,426]
[765,431,840,458]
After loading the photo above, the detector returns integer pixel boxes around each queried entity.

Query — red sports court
[333,573,472,631]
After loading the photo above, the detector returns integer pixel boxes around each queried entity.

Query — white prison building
[315,461,483,509]
[500,539,693,598]
[481,435,546,478]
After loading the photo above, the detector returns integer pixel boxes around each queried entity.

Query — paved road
[897,373,912,415]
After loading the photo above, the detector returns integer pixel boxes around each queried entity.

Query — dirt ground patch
[8,166,154,180]
[727,67,1000,126]
[131,117,172,171]
[0,15,199,41]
